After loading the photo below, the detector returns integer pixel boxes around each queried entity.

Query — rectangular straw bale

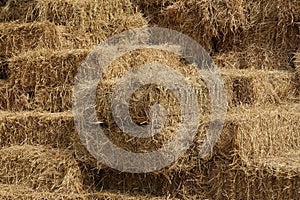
[96,167,207,199]
[0,111,101,168]
[206,155,300,200]
[0,145,83,193]
[0,21,94,58]
[153,0,246,52]
[0,0,147,42]
[0,84,34,111]
[213,45,291,70]
[219,0,300,53]
[231,103,300,163]
[0,21,60,56]
[0,111,74,148]
[221,68,297,106]
[34,85,73,112]
[76,47,210,125]
[95,158,229,199]
[8,49,89,90]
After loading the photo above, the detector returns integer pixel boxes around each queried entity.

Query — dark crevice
[232,78,254,105]
[0,58,9,80]
[0,0,8,7]
[27,91,35,99]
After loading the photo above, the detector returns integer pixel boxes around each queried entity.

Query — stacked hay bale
[133,0,300,69]
[0,0,154,199]
[0,0,299,199]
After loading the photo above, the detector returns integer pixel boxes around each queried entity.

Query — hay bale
[213,45,291,70]
[8,49,89,90]
[0,0,147,42]
[221,68,297,106]
[152,0,246,52]
[0,21,93,57]
[217,0,300,59]
[242,0,300,49]
[207,153,300,199]
[34,85,73,112]
[0,145,83,193]
[0,21,59,56]
[0,83,36,111]
[0,111,74,148]
[231,103,300,163]
[95,167,209,199]
[0,111,103,169]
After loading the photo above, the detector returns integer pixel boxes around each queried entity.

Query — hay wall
[0,99,296,197]
[1,48,297,129]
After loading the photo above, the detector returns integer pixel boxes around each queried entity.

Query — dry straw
[0,145,83,193]
[0,84,33,111]
[156,0,246,52]
[2,47,297,116]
